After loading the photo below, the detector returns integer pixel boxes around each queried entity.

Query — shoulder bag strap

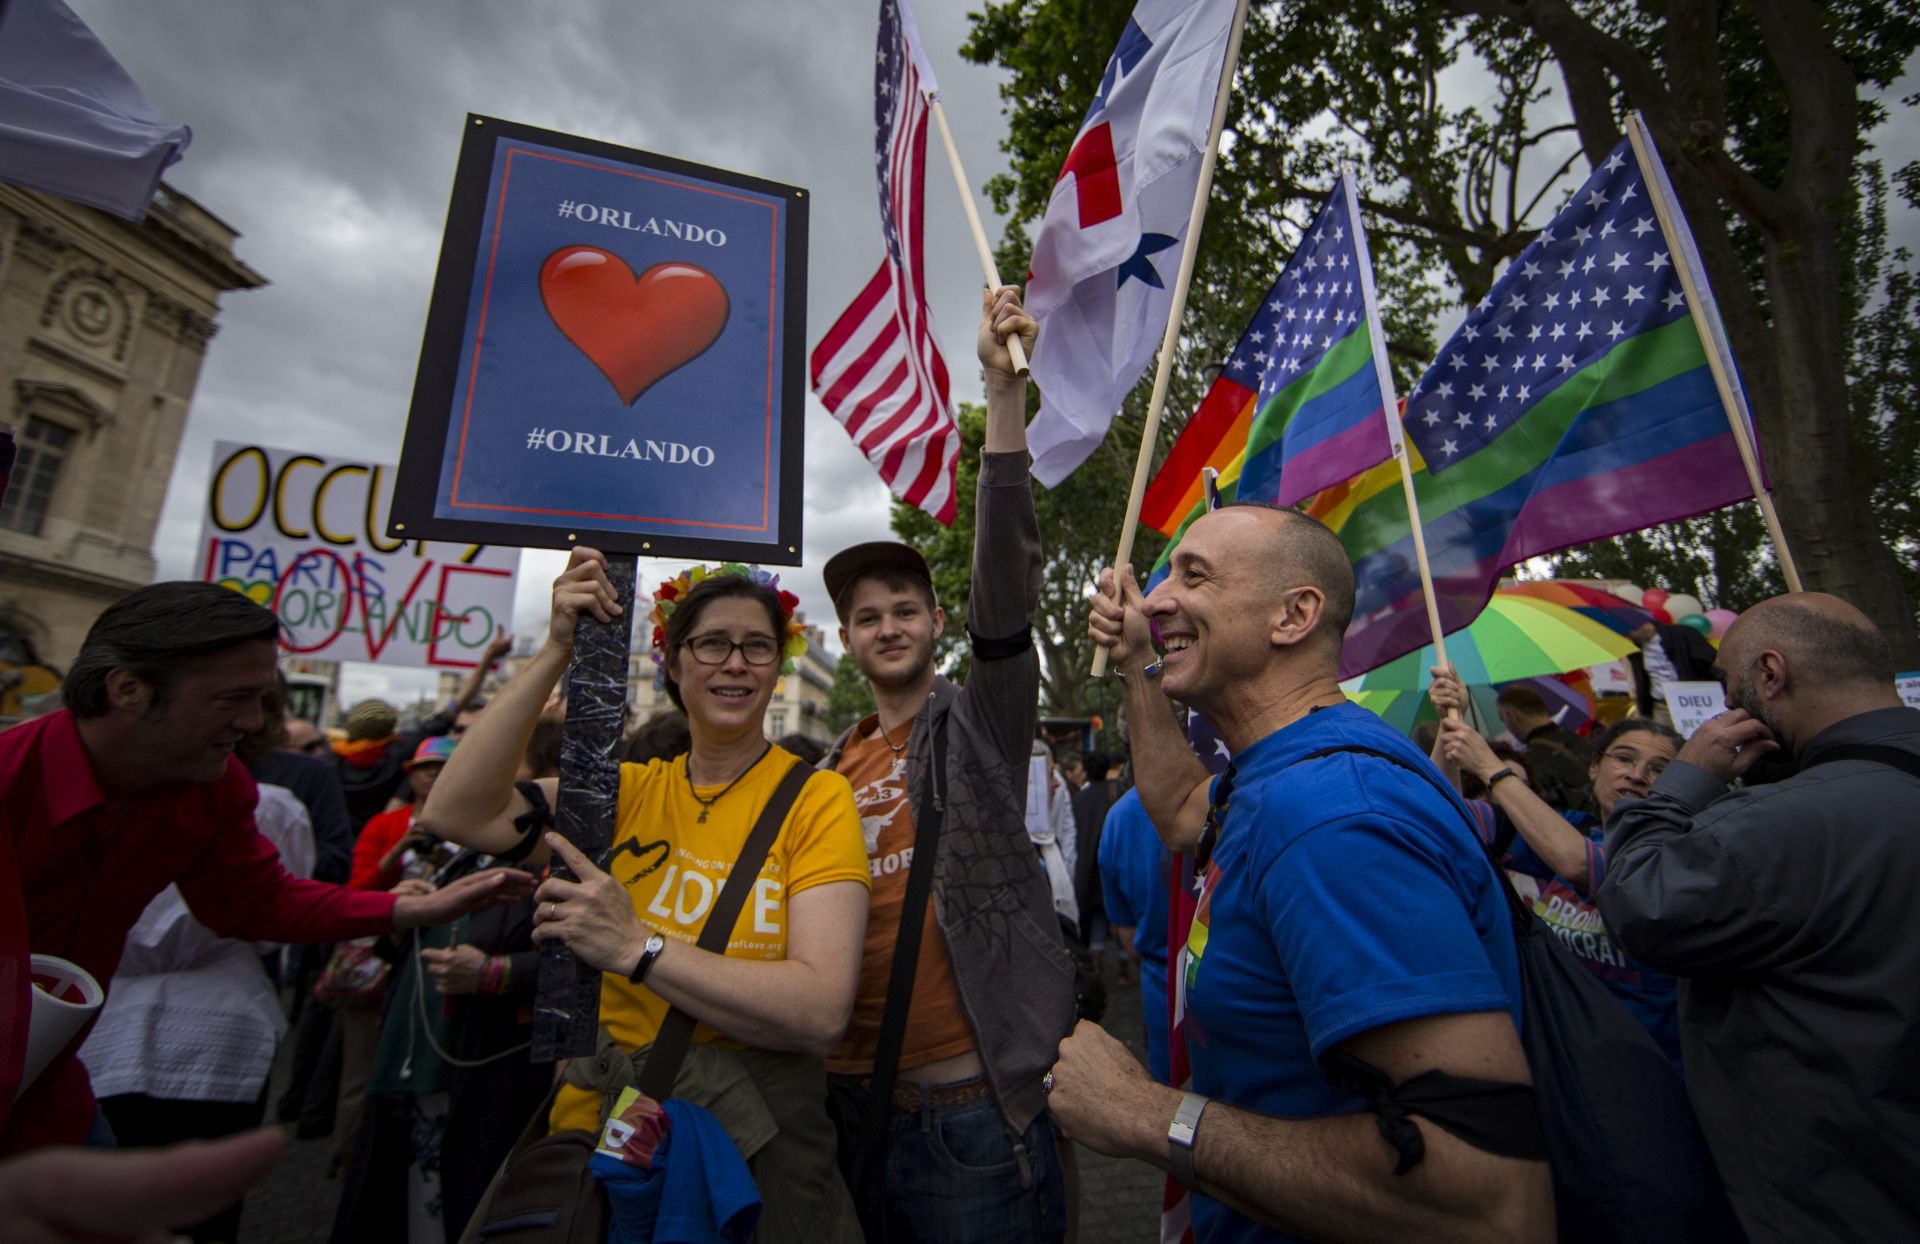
[859,717,949,1187]
[1797,742,1920,782]
[636,756,815,1100]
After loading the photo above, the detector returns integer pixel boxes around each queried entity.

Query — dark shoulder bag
[1298,744,1741,1244]
[462,758,817,1244]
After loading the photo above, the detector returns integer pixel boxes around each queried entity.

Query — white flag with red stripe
[810,0,960,525]
[1024,0,1237,487]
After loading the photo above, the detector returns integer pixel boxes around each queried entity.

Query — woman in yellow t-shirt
[420,549,870,1241]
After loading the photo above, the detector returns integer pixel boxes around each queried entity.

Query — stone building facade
[0,182,264,679]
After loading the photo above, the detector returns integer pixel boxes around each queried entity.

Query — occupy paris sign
[196,440,518,670]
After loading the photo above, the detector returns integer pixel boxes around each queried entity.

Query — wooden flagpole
[1342,166,1453,683]
[1091,0,1253,677]
[1625,112,1803,592]
[929,98,1028,377]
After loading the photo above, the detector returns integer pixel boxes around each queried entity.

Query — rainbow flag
[1151,137,1761,679]
[1139,174,1394,533]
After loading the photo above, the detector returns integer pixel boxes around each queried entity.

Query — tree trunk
[1760,226,1920,663]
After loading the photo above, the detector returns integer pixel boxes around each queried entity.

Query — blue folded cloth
[591,1098,760,1244]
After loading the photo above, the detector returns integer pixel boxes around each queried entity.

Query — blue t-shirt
[1181,703,1523,1244]
[1466,802,1682,1070]
[1098,789,1173,1081]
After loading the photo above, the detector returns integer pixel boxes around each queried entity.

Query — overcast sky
[64,3,1919,707]
[71,0,1020,705]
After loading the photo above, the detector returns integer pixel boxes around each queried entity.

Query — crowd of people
[1,287,1916,1244]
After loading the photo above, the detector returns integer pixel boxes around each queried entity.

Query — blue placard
[394,117,808,562]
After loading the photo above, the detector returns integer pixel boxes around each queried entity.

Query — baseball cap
[821,541,934,618]
[405,735,458,770]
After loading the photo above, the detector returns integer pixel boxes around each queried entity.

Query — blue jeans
[829,1076,1067,1244]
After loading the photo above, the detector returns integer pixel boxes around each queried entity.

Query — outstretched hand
[978,284,1036,380]
[532,833,652,975]
[1088,564,1157,672]
[392,868,536,930]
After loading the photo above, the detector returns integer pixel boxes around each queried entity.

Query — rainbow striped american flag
[1147,137,1761,679]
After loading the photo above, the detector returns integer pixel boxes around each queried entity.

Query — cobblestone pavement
[240,967,1168,1243]
[1070,966,1165,1244]
[237,1041,334,1244]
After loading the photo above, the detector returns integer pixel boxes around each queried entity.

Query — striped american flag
[809,0,959,525]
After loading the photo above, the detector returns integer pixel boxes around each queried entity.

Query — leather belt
[889,1074,991,1113]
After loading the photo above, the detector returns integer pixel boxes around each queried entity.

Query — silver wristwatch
[627,931,667,984]
[1168,1091,1210,1190]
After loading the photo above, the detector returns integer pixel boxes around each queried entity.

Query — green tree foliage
[823,649,877,735]
[963,0,1920,660]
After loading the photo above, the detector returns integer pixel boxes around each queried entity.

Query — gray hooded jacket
[824,450,1077,1136]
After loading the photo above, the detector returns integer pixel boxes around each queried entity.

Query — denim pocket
[927,1102,1020,1176]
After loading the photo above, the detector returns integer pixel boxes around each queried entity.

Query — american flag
[1228,188,1365,395]
[1405,144,1692,466]
[809,0,959,525]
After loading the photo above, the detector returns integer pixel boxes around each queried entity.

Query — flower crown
[650,562,807,683]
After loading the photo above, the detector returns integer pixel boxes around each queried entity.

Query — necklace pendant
[697,808,709,823]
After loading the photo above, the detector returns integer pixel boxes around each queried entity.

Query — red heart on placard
[538,246,731,406]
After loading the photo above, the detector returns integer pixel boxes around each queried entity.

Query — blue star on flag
[1117,233,1178,289]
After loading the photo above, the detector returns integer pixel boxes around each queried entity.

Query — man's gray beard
[1735,667,1787,743]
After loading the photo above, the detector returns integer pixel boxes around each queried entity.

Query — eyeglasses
[1601,749,1669,779]
[685,633,780,666]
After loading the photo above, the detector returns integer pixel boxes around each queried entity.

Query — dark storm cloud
[68,0,1017,695]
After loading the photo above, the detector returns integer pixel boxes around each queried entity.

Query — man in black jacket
[1598,593,1920,1243]
[1628,618,1720,720]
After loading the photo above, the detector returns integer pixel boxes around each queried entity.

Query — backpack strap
[1797,743,1920,782]
[636,756,815,1100]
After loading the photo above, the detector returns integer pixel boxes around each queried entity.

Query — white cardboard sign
[195,441,519,670]
[1663,681,1726,738]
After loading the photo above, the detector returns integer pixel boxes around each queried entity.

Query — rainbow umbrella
[1498,580,1652,637]
[1344,674,1593,737]
[1352,594,1637,692]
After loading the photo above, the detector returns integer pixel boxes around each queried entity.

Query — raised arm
[1439,718,1593,888]
[416,549,623,860]
[1089,565,1211,850]
[452,630,514,715]
[965,286,1044,784]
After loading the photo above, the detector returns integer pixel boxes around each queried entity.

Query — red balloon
[1641,587,1670,610]
[1652,607,1674,624]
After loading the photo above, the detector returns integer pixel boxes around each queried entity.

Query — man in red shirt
[0,582,534,1156]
